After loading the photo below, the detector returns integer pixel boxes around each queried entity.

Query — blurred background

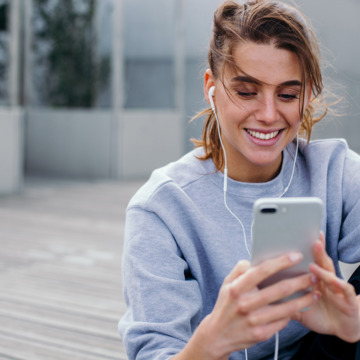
[0,1,359,358]
[0,0,360,194]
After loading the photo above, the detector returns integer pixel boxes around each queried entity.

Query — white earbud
[208,86,216,112]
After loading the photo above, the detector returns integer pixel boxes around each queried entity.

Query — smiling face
[205,42,311,183]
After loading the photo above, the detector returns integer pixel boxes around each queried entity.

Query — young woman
[119,1,360,359]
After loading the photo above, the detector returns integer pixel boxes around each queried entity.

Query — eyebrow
[230,75,302,87]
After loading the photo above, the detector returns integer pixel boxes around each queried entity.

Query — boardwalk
[0,178,144,360]
[0,177,358,360]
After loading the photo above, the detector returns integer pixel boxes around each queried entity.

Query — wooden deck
[0,178,144,360]
[1,177,358,360]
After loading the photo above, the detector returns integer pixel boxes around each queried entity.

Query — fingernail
[311,274,318,284]
[289,252,303,263]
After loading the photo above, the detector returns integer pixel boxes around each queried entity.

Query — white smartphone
[251,197,323,302]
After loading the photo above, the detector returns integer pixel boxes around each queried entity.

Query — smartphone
[251,197,323,302]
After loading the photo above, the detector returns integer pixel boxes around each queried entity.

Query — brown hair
[192,0,327,170]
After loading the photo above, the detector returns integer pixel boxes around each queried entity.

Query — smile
[246,129,280,140]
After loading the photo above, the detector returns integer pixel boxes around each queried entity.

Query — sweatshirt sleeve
[338,148,360,263]
[118,205,203,360]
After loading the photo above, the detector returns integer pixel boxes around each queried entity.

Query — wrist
[191,315,230,360]
[172,315,230,360]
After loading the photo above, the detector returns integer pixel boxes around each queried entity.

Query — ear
[204,69,216,106]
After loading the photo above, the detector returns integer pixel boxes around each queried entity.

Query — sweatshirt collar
[198,140,298,198]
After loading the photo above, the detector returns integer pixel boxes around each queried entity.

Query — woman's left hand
[292,232,360,342]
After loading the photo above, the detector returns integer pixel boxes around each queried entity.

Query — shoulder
[301,138,348,157]
[299,137,360,183]
[299,138,356,167]
[128,148,215,210]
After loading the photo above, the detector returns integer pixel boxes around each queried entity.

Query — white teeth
[247,129,279,140]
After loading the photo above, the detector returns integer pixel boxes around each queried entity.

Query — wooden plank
[0,178,143,360]
[0,177,358,360]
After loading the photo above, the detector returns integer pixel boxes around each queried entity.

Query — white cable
[214,109,251,256]
[244,333,279,360]
[278,134,299,198]
[271,137,298,360]
[213,105,298,360]
[274,332,279,360]
[214,106,228,191]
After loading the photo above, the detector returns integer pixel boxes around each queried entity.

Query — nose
[255,96,279,124]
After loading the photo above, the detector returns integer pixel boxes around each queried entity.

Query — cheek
[294,121,302,134]
[283,105,303,125]
[289,119,302,138]
[220,111,244,133]
[222,102,251,123]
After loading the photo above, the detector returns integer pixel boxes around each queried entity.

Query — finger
[224,260,251,285]
[291,291,322,323]
[313,236,335,273]
[310,263,356,300]
[247,291,319,327]
[310,263,340,292]
[233,252,304,294]
[245,317,291,346]
[237,273,316,313]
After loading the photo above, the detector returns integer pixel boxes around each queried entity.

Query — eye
[278,93,299,101]
[237,91,257,99]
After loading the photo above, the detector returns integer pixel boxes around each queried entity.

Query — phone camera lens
[261,207,277,214]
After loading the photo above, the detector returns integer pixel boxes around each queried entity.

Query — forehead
[228,42,302,86]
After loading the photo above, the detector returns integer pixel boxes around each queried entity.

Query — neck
[223,154,283,183]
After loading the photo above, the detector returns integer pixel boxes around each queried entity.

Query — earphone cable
[211,91,299,360]
[279,134,299,198]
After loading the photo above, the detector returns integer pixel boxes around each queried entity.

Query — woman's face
[205,42,310,183]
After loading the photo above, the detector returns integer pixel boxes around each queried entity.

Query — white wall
[25,109,183,180]
[0,107,23,194]
[120,111,183,178]
[25,109,114,178]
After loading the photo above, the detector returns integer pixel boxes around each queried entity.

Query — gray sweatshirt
[119,138,360,360]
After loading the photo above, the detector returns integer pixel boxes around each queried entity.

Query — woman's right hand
[173,252,319,360]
